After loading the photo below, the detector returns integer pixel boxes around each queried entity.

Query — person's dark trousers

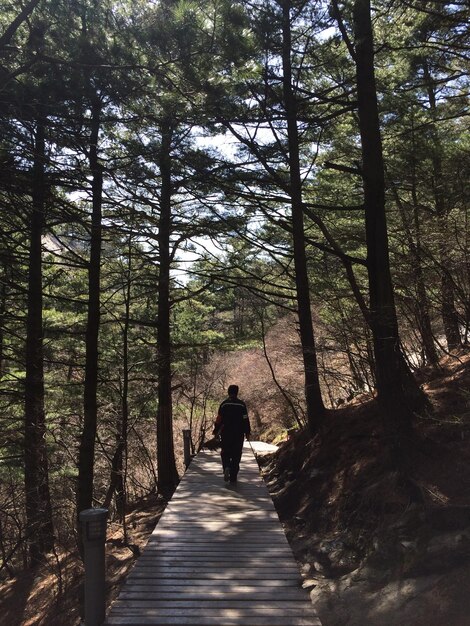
[221,435,244,481]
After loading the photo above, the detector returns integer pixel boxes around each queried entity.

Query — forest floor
[0,495,166,625]
[2,351,470,625]
[260,350,470,626]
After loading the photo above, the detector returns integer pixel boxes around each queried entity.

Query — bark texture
[282,0,325,433]
[77,99,103,516]
[422,61,461,351]
[353,0,426,460]
[156,122,179,497]
[24,118,54,563]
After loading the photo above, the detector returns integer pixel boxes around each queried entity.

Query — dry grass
[0,495,165,626]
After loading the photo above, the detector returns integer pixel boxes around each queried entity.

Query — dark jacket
[214,397,251,441]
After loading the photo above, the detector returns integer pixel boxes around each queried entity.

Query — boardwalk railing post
[182,429,192,469]
[79,508,108,626]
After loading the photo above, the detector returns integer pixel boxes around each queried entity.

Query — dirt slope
[260,352,470,625]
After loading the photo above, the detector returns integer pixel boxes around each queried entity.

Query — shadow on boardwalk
[106,446,320,626]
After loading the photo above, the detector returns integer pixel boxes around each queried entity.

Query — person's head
[227,384,239,398]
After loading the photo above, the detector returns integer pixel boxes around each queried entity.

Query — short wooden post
[182,429,192,469]
[79,508,108,626]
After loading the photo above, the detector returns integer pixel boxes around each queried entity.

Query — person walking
[214,384,251,483]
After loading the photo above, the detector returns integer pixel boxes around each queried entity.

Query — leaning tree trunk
[156,122,178,498]
[353,0,426,462]
[282,0,325,433]
[0,0,42,50]
[77,98,103,518]
[24,117,54,564]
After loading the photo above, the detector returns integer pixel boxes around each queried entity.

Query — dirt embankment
[261,352,470,625]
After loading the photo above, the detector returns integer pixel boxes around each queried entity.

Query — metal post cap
[79,508,108,522]
[79,508,108,541]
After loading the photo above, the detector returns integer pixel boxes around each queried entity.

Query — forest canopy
[0,0,469,591]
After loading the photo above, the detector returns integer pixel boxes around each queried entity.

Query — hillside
[261,351,470,625]
[2,352,469,625]
[203,311,361,440]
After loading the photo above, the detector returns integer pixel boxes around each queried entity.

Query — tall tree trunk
[464,203,470,344]
[0,277,5,378]
[156,122,178,498]
[103,232,132,524]
[115,255,130,522]
[282,0,325,433]
[410,153,439,366]
[390,167,439,367]
[422,61,461,350]
[412,218,439,366]
[353,0,425,460]
[77,98,103,517]
[24,118,54,564]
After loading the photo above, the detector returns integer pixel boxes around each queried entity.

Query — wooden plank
[136,559,297,567]
[110,604,312,613]
[107,616,316,625]
[106,609,312,626]
[136,558,297,566]
[127,567,300,584]
[155,523,283,529]
[131,569,299,576]
[140,548,293,554]
[126,577,301,584]
[112,600,314,609]
[133,559,300,568]
[128,564,300,572]
[109,609,314,618]
[160,511,277,516]
[120,588,308,597]
[120,574,300,589]
[138,556,295,561]
[140,547,294,553]
[139,548,292,554]
[146,536,288,541]
[154,528,283,532]
[121,588,305,595]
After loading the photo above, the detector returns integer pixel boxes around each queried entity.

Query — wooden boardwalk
[106,443,320,626]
